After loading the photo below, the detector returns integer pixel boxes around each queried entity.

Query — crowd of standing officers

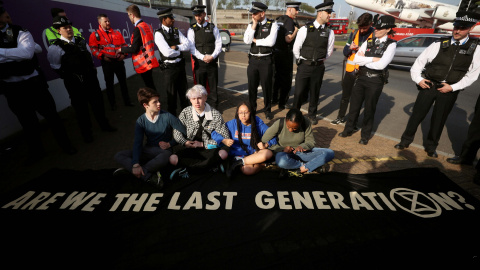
[1,1,480,187]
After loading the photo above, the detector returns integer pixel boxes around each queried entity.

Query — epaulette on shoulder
[191,23,197,28]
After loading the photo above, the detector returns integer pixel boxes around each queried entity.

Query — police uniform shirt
[410,36,480,91]
[243,17,279,56]
[0,23,38,82]
[154,24,190,64]
[353,35,396,70]
[187,21,222,61]
[293,20,334,60]
[47,35,92,69]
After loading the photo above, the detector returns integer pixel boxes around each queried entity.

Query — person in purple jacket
[113,87,186,189]
[212,101,276,178]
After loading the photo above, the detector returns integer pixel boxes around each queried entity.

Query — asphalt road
[222,39,480,157]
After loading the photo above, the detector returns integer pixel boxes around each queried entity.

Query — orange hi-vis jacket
[345,30,374,72]
[131,22,159,73]
[88,26,128,60]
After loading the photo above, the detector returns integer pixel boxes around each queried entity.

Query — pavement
[1,49,480,201]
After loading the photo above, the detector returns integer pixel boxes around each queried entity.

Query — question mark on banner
[448,191,475,210]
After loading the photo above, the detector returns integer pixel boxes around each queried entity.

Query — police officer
[47,16,117,143]
[119,4,159,91]
[89,13,133,111]
[394,9,480,157]
[244,2,278,121]
[44,8,82,45]
[1,6,76,164]
[187,5,222,109]
[331,12,374,127]
[154,8,190,116]
[272,2,300,110]
[339,15,397,145]
[292,1,335,125]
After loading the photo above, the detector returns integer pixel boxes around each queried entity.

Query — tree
[300,3,315,14]
[226,2,234,9]
[230,0,241,9]
[243,0,249,6]
[176,0,184,6]
[218,0,227,9]
[190,0,197,6]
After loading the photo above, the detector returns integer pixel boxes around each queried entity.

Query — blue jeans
[275,148,335,172]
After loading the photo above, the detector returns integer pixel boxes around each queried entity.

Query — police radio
[5,27,14,43]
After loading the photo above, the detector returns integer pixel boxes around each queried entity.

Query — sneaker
[227,158,244,178]
[308,116,318,125]
[146,171,164,189]
[170,168,189,180]
[113,168,130,177]
[330,118,346,125]
[315,165,328,174]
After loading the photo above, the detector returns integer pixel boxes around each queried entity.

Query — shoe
[101,124,117,132]
[265,111,273,120]
[278,104,285,110]
[446,156,470,165]
[426,150,438,158]
[112,168,130,177]
[308,116,318,125]
[315,165,328,173]
[394,143,409,150]
[170,168,190,180]
[330,118,346,125]
[338,132,352,138]
[359,139,368,145]
[272,99,279,105]
[227,158,244,179]
[285,104,293,109]
[146,171,164,189]
[352,127,360,133]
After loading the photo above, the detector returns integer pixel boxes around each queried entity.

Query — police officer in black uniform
[187,5,222,109]
[1,6,76,164]
[243,2,278,120]
[395,9,480,157]
[272,2,301,110]
[47,16,117,143]
[339,15,397,145]
[154,8,190,116]
[292,1,335,125]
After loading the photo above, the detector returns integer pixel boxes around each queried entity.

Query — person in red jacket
[89,13,133,110]
[119,4,159,91]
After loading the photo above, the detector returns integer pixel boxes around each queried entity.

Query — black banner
[1,168,480,269]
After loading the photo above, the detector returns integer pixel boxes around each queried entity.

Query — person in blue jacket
[212,101,276,177]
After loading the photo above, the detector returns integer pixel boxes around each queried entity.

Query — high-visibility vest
[345,30,373,72]
[88,26,127,60]
[131,21,159,74]
[45,26,82,45]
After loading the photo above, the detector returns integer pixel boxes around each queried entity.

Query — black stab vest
[156,27,183,61]
[54,36,93,75]
[299,22,330,60]
[191,22,216,56]
[250,19,274,55]
[0,24,36,79]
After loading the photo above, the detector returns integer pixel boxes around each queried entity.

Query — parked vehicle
[390,33,446,67]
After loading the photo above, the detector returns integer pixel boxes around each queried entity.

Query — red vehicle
[329,18,349,34]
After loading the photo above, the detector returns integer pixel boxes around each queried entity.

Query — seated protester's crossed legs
[236,149,273,176]
[170,146,229,178]
[114,146,173,181]
[275,148,335,173]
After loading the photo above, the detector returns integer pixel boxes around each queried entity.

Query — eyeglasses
[238,111,250,115]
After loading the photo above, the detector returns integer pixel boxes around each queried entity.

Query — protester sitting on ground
[169,84,230,180]
[211,101,277,178]
[113,87,186,188]
[261,108,335,178]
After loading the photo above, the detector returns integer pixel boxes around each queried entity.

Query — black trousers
[400,87,459,151]
[273,50,294,107]
[194,58,218,108]
[101,60,131,107]
[247,55,273,113]
[293,63,325,117]
[337,71,357,119]
[159,59,188,116]
[343,75,384,140]
[458,93,480,164]
[3,75,73,155]
[63,70,111,138]
[140,69,156,91]
[175,146,229,174]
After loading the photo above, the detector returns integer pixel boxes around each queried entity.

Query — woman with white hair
[169,84,231,179]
